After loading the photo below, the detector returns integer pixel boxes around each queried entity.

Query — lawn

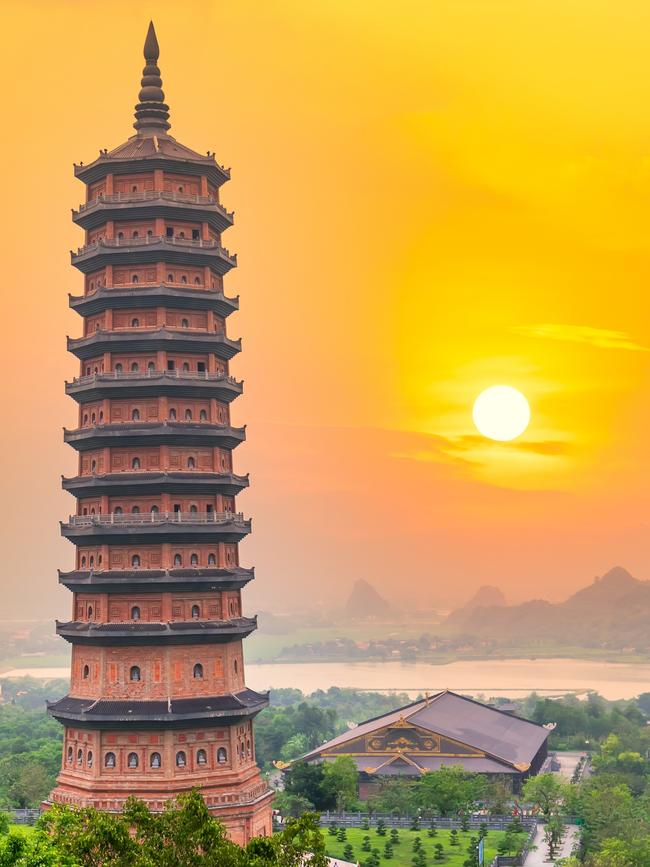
[322,826,526,866]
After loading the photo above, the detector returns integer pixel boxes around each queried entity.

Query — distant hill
[345,580,392,618]
[444,567,650,650]
[465,585,507,609]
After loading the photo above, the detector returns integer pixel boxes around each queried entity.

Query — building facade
[301,690,550,799]
[45,23,273,843]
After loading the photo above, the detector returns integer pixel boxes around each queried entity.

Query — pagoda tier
[46,22,273,843]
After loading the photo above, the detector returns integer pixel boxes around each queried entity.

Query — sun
[472,385,531,442]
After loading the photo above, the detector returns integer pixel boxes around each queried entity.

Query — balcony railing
[68,511,245,527]
[81,280,235,298]
[69,369,239,387]
[74,235,235,260]
[78,190,232,217]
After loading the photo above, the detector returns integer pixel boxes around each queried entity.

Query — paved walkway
[525,824,579,865]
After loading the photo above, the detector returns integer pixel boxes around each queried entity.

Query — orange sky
[1,0,650,617]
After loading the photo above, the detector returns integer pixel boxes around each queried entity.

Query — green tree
[322,757,358,811]
[284,762,333,811]
[522,773,568,820]
[343,844,355,861]
[417,767,486,817]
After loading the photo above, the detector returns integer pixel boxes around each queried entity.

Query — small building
[302,690,549,798]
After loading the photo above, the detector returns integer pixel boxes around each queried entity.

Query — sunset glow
[472,386,531,442]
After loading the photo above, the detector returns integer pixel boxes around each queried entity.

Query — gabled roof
[303,690,548,771]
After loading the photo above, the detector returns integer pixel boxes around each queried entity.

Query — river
[3,657,650,700]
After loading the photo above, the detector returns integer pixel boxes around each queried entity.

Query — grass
[322,826,526,866]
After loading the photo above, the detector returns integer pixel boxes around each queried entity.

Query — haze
[1,0,650,618]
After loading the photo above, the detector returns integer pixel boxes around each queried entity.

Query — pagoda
[45,22,273,843]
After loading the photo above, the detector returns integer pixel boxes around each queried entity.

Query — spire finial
[134,21,171,135]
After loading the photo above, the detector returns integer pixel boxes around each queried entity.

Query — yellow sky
[1,0,650,615]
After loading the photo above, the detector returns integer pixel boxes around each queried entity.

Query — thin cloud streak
[512,323,649,352]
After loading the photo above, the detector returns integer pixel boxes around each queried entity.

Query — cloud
[443,435,570,456]
[512,323,649,352]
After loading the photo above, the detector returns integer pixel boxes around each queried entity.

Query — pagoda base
[45,778,273,845]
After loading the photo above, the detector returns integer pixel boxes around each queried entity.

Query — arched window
[183,362,190,372]
[82,664,89,679]
[234,659,238,674]
[151,505,159,514]
[132,408,140,421]
[129,665,141,682]
[190,553,199,566]
[81,556,87,568]
[117,231,124,240]
[131,506,140,514]
[188,457,195,469]
[169,408,177,420]
[89,281,94,291]
[131,606,141,621]
[173,553,182,567]
[132,457,141,469]
[178,186,184,193]
[105,752,116,768]
[197,749,207,765]
[176,751,186,767]
[115,363,123,373]
[115,506,123,515]
[190,504,198,514]
[246,739,251,757]
[91,412,96,424]
[191,605,200,619]
[89,557,95,568]
[199,410,207,421]
[193,663,203,679]
[181,318,189,328]
[194,277,201,285]
[132,231,139,239]
[147,229,153,237]
[98,555,103,566]
[132,185,137,193]
[167,273,174,282]
[208,553,216,565]
[131,362,139,372]
[132,275,139,284]
[77,749,83,766]
[67,746,73,763]
[217,747,227,764]
[131,318,140,328]
[99,411,104,423]
[128,752,139,769]
[179,232,186,240]
[87,751,93,768]
[148,361,155,371]
[181,275,188,284]
[83,413,89,425]
[150,752,161,769]
[91,460,97,472]
[131,554,141,567]
[185,409,193,420]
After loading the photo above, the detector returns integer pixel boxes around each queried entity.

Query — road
[525,823,580,865]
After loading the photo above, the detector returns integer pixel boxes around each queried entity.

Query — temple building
[45,22,273,842]
[301,690,549,798]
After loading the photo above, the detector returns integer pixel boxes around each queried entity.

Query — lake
[3,657,650,700]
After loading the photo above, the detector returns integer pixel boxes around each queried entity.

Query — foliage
[321,757,358,811]
[417,767,486,817]
[522,773,568,819]
[0,700,63,809]
[36,792,328,867]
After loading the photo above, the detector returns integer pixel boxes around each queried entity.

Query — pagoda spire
[134,21,171,135]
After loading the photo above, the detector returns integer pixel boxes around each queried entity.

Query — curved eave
[47,690,268,730]
[68,329,241,361]
[58,566,254,594]
[74,155,230,188]
[69,286,239,318]
[62,471,249,498]
[55,616,257,645]
[73,200,233,233]
[65,375,243,403]
[60,519,251,545]
[63,423,246,452]
[71,241,236,275]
